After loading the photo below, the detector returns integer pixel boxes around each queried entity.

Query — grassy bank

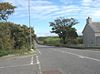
[0,48,35,57]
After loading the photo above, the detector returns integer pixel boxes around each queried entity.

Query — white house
[83,17,100,47]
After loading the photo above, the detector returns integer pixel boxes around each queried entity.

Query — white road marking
[36,56,40,64]
[36,55,42,74]
[53,49,100,62]
[30,48,42,74]
[38,50,42,55]
[0,63,37,69]
[30,56,34,65]
[30,48,35,65]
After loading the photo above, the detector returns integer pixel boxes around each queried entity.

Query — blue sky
[1,0,100,37]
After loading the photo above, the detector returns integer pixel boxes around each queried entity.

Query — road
[0,44,100,74]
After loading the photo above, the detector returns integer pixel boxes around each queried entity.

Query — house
[83,17,100,47]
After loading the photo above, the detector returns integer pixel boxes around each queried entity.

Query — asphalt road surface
[0,44,100,74]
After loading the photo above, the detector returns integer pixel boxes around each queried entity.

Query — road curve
[0,44,100,74]
[36,44,100,74]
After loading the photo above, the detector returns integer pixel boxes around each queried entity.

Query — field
[38,36,83,47]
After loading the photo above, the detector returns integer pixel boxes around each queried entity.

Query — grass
[0,49,11,57]
[38,36,65,46]
[0,48,36,57]
[38,36,86,49]
[42,37,61,46]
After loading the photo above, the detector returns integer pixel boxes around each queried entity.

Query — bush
[40,37,61,46]
[0,49,12,57]
[38,36,83,47]
[0,22,35,57]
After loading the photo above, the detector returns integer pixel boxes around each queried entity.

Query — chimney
[86,17,92,24]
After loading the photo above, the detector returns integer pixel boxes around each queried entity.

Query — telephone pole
[28,0,32,49]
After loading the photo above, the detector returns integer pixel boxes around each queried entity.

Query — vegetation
[38,36,61,46]
[0,2,16,21]
[38,36,83,47]
[0,22,35,57]
[0,2,35,57]
[50,17,78,44]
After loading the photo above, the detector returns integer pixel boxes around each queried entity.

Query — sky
[0,0,100,37]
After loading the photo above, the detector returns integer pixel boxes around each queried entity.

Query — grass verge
[0,49,36,57]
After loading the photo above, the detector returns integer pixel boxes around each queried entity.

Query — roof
[90,22,100,33]
[82,17,100,33]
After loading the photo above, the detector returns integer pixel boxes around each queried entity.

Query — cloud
[1,0,100,36]
[1,0,81,20]
[60,0,72,4]
[1,0,100,20]
[2,0,99,23]
[82,0,100,7]
[82,0,92,6]
[92,10,100,18]
[36,32,57,37]
[59,0,79,5]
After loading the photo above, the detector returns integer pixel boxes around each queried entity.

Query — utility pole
[28,0,32,49]
[28,0,42,74]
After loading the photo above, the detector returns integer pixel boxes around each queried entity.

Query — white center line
[53,49,100,62]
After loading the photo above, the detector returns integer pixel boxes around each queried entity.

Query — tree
[50,17,78,44]
[0,2,16,21]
